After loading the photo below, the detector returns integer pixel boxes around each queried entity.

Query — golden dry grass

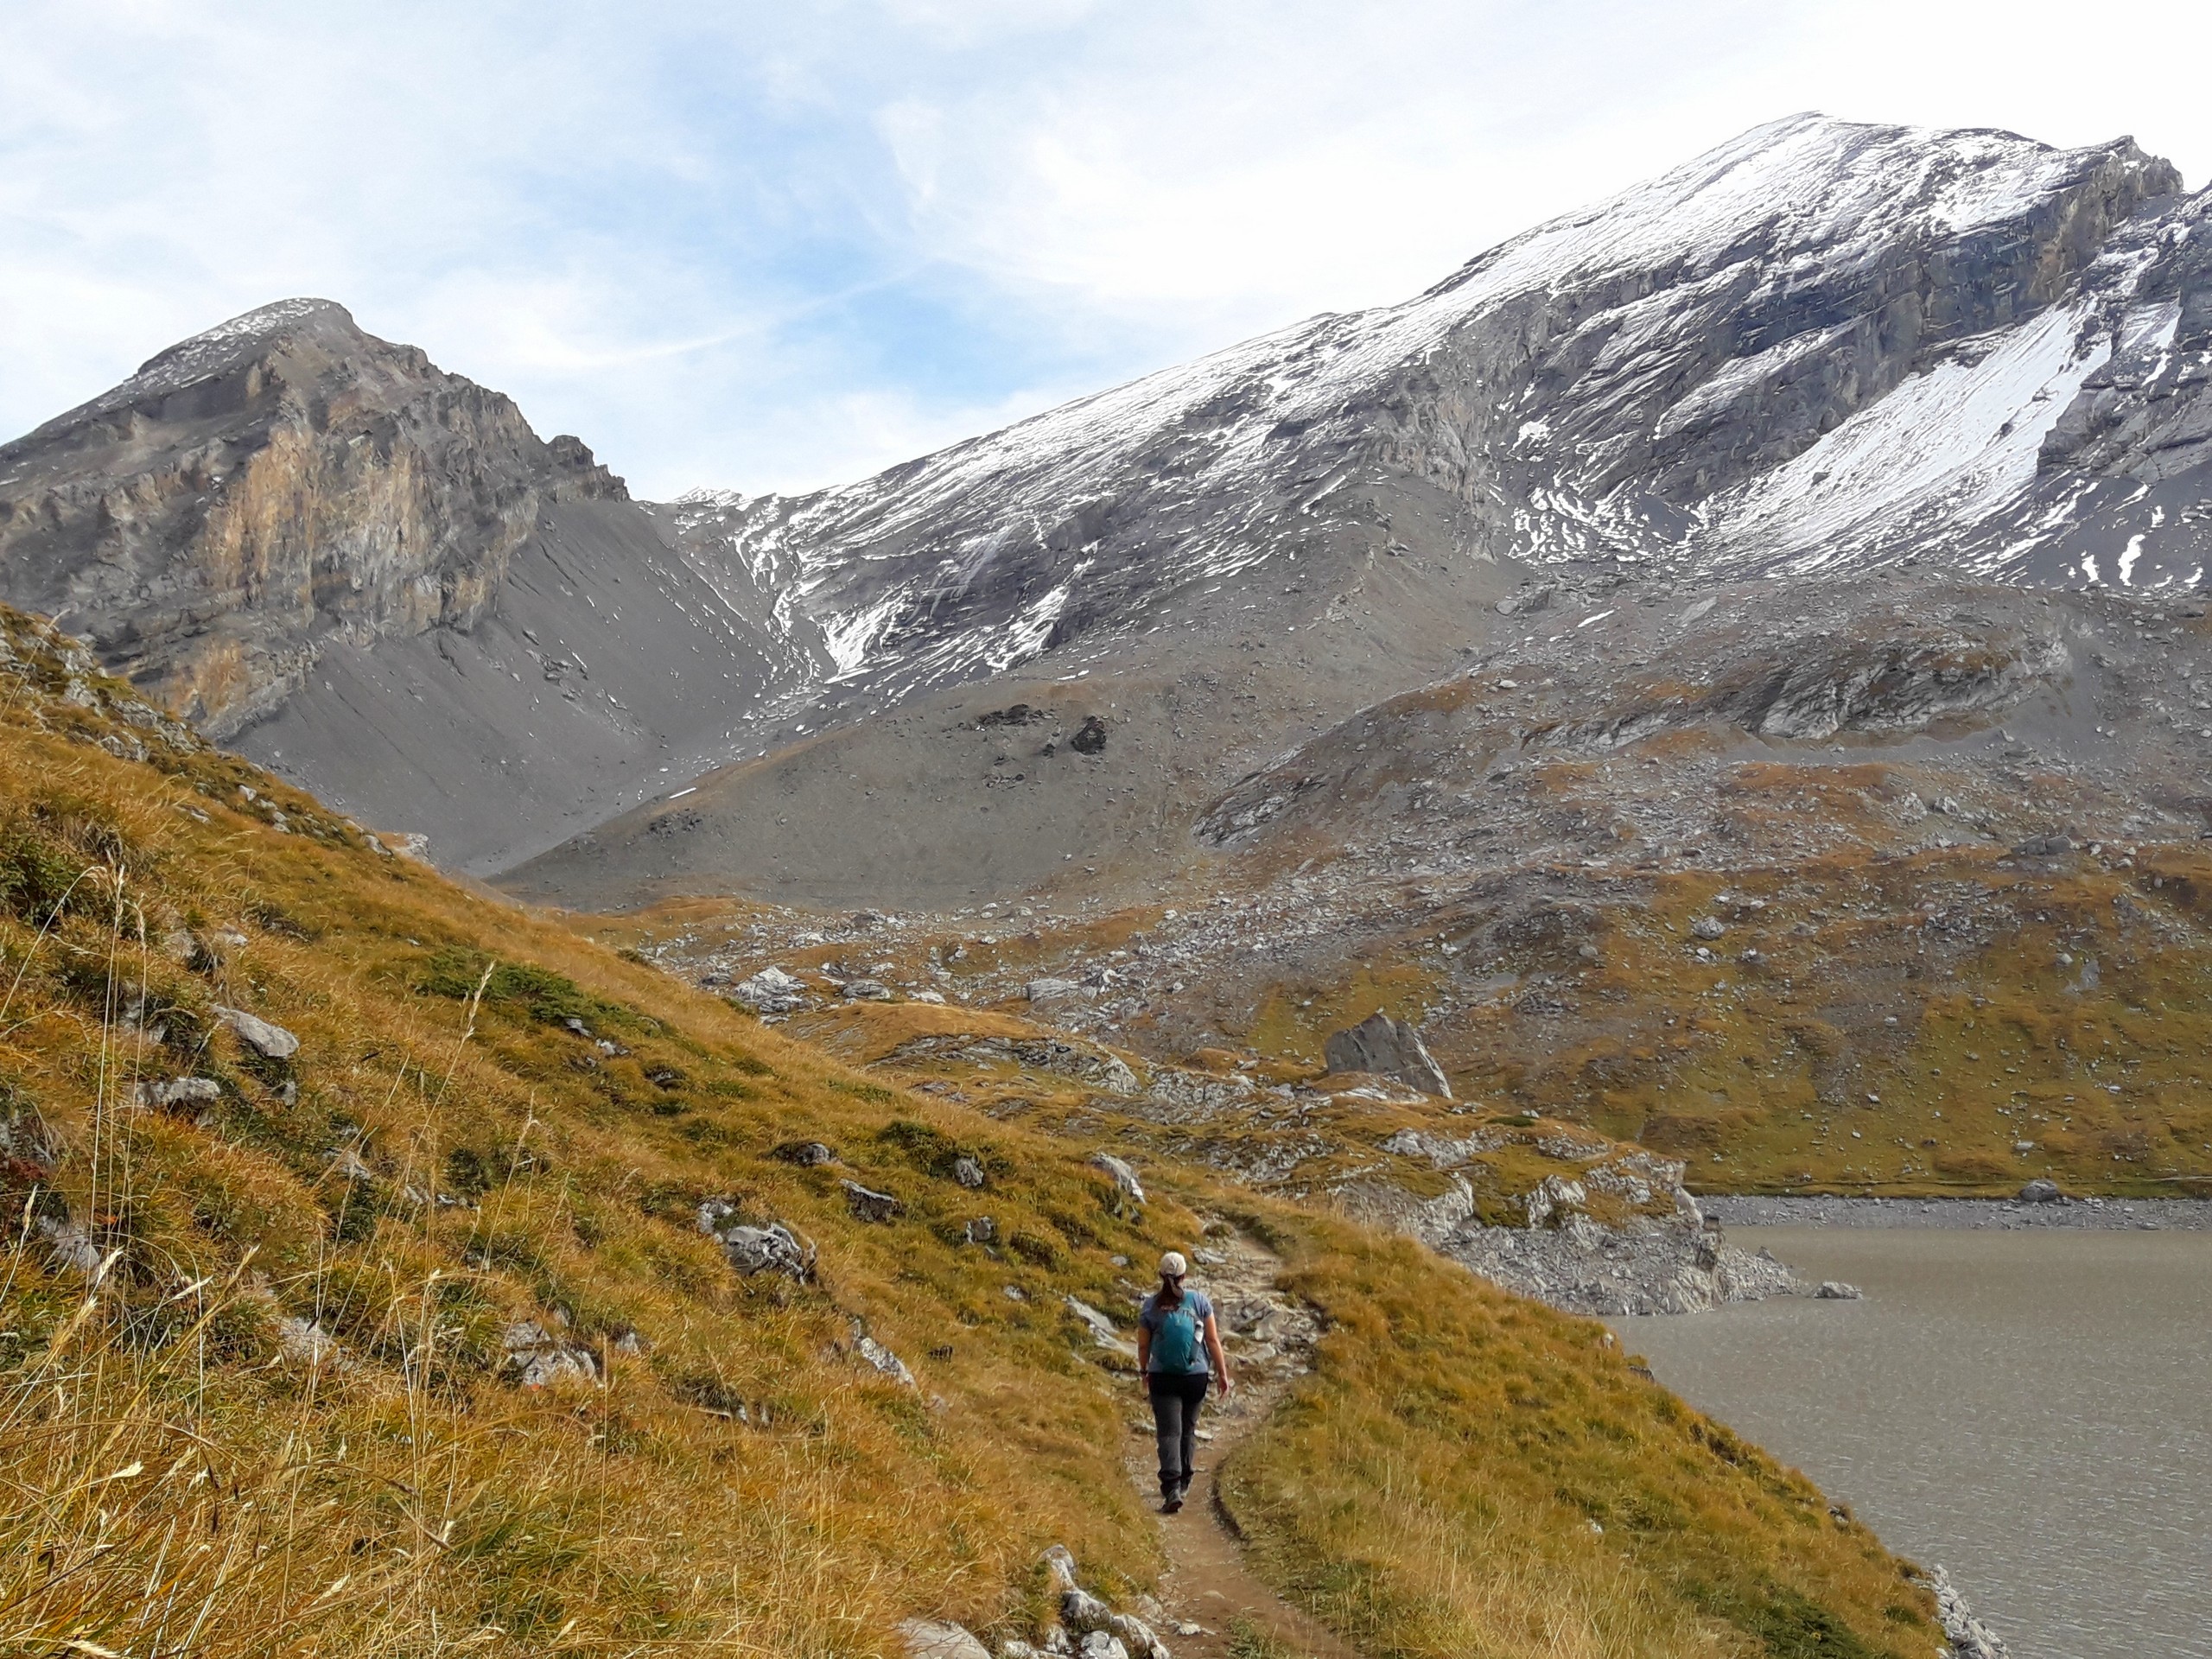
[1227,1219,1938,1659]
[0,606,1940,1657]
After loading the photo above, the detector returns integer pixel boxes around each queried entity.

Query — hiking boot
[1161,1495,1183,1514]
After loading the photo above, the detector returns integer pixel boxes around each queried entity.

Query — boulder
[1043,1547,1170,1659]
[1065,1295,1136,1356]
[1814,1281,1863,1300]
[730,966,806,1014]
[696,1199,816,1279]
[842,1179,902,1223]
[1323,1012,1452,1098]
[1027,977,1083,1001]
[1690,916,1726,940]
[898,1621,992,1659]
[502,1319,600,1388]
[773,1140,837,1166]
[853,1322,917,1387]
[138,1077,222,1109]
[953,1155,987,1189]
[2018,1179,2064,1205]
[1092,1154,1146,1211]
[212,1005,299,1060]
[845,978,894,1001]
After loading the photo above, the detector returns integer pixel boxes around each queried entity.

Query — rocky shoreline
[1702,1193,2212,1230]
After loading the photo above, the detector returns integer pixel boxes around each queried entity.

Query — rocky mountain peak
[0,301,597,731]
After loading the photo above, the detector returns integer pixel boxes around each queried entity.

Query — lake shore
[1700,1192,2212,1230]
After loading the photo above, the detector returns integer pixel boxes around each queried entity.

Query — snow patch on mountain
[1707,302,2108,573]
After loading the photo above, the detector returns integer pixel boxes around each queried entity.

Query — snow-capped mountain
[5,114,2208,895]
[666,114,2202,717]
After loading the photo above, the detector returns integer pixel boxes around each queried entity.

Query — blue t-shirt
[1138,1287,1213,1375]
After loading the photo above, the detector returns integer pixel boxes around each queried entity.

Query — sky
[4,1,2209,501]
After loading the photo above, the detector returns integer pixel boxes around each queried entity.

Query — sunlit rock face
[0,298,632,732]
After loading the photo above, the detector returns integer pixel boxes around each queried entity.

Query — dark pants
[1147,1371,1210,1498]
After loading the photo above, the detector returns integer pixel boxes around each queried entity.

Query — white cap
[1159,1250,1187,1278]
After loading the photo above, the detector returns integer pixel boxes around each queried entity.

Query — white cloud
[2,0,2207,499]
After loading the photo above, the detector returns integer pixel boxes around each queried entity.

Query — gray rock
[774,1140,836,1166]
[1422,1207,1802,1318]
[1690,916,1726,940]
[1027,977,1083,1001]
[1065,1295,1136,1357]
[2019,1179,2065,1205]
[731,966,807,1014]
[276,1315,341,1367]
[1814,1281,1863,1300]
[502,1319,599,1388]
[1323,1011,1452,1098]
[696,1200,815,1279]
[854,1322,917,1387]
[1931,1565,2012,1659]
[952,1155,987,1189]
[844,978,894,1001]
[898,1619,991,1659]
[1523,1173,1587,1229]
[1091,1153,1147,1211]
[1043,1546,1170,1659]
[139,1077,222,1109]
[842,1179,902,1223]
[965,1215,997,1244]
[212,1005,299,1060]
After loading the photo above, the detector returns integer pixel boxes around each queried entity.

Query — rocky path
[1122,1226,1359,1659]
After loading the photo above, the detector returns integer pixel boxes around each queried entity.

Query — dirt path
[1122,1225,1360,1659]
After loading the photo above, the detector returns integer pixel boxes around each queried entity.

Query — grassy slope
[0,606,1936,1658]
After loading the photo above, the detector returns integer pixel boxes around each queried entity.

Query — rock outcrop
[1324,1012,1452,1098]
[0,301,803,876]
[0,299,623,733]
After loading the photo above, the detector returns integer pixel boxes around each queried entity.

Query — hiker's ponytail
[1156,1271,1185,1310]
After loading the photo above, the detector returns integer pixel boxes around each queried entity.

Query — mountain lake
[1614,1225,2212,1659]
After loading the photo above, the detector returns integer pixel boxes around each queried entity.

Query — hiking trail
[1122,1224,1360,1659]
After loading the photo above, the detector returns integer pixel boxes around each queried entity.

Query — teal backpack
[1151,1300,1201,1372]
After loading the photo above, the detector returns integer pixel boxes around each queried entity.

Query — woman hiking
[1135,1250,1232,1513]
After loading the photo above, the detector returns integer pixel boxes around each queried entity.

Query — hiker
[1135,1249,1232,1513]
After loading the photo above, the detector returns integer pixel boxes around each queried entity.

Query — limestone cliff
[0,298,625,733]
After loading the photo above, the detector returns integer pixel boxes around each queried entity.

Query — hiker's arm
[1135,1324,1151,1376]
[1203,1313,1231,1395]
